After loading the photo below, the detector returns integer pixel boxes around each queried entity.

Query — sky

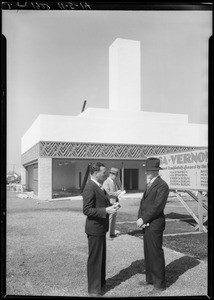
[2,9,212,172]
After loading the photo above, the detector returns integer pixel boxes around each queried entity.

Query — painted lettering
[159,156,168,165]
[183,153,191,163]
[177,154,183,164]
[170,155,177,164]
[190,152,198,164]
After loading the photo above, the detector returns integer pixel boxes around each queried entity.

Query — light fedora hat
[109,167,119,174]
[145,158,163,171]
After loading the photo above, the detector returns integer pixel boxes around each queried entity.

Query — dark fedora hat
[145,157,163,171]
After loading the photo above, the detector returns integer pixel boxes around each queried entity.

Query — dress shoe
[101,284,108,294]
[138,280,153,286]
[88,292,102,297]
[148,286,166,295]
[110,234,117,238]
[101,281,106,287]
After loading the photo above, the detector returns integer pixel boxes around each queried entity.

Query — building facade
[21,39,207,199]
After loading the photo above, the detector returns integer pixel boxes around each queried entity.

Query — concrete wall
[80,108,189,124]
[21,111,208,155]
[109,38,141,111]
[38,157,52,200]
[21,166,26,186]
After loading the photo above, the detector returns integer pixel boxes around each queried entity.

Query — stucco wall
[21,109,207,155]
[38,158,52,200]
[109,38,141,111]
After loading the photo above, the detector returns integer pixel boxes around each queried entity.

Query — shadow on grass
[165,212,191,219]
[104,255,200,294]
[165,255,200,288]
[166,212,209,228]
[104,259,145,293]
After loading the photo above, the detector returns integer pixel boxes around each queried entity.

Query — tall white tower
[109,38,141,111]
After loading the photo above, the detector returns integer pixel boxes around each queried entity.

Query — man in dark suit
[83,162,120,297]
[137,157,169,294]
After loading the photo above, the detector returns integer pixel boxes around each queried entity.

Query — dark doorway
[124,169,139,190]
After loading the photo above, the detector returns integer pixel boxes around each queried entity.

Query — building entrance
[123,169,139,191]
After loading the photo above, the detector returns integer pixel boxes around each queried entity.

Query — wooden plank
[185,190,208,210]
[195,215,208,231]
[197,191,203,232]
[186,190,208,232]
[174,192,207,232]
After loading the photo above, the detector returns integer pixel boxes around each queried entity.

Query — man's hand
[106,205,118,215]
[116,190,122,196]
[136,218,144,228]
[113,202,121,209]
[142,223,150,228]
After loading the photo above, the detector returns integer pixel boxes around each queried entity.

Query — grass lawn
[6,192,88,296]
[5,191,208,296]
[163,233,207,261]
[115,222,207,261]
[115,196,208,261]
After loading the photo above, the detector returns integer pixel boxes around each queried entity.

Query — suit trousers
[143,228,166,289]
[109,212,117,236]
[87,234,106,294]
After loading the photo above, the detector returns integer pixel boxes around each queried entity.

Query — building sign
[152,149,208,191]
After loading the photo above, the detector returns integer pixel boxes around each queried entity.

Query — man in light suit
[83,162,120,297]
[103,167,123,238]
[137,158,169,294]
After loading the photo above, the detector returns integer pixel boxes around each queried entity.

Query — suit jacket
[103,177,121,204]
[83,179,111,236]
[138,176,169,231]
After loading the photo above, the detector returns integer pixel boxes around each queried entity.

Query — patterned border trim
[21,143,40,165]
[21,141,200,165]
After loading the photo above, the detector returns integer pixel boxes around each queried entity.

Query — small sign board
[152,148,208,191]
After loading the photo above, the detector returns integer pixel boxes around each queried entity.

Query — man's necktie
[99,184,107,195]
[146,182,152,191]
[99,184,104,190]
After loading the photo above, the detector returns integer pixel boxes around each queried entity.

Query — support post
[196,191,204,232]
[38,157,52,200]
[173,191,207,232]
[121,162,124,190]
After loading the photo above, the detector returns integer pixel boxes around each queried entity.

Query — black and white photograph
[2,2,212,298]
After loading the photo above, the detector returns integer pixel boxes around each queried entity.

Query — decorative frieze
[21,141,200,165]
[21,143,40,166]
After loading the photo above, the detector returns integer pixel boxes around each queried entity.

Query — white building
[21,38,207,200]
